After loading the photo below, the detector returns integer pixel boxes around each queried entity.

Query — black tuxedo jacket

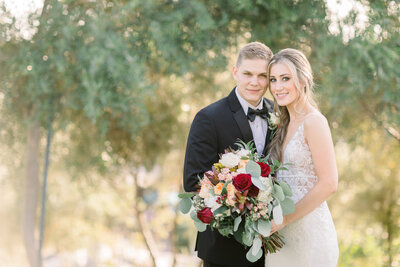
[183,88,274,266]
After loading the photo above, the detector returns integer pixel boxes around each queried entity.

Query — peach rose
[238,159,249,169]
[214,182,224,195]
[226,183,237,206]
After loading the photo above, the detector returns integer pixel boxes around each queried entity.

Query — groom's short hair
[236,42,273,67]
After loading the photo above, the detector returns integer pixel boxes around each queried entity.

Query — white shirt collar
[235,87,264,115]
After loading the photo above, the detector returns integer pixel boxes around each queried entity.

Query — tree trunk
[22,121,40,267]
[131,168,158,267]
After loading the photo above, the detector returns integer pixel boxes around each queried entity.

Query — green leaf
[194,220,207,232]
[178,197,192,214]
[234,223,245,245]
[178,192,195,198]
[273,204,283,225]
[213,205,228,215]
[251,236,262,256]
[278,181,292,197]
[273,184,285,201]
[234,216,242,232]
[190,210,201,222]
[242,231,254,247]
[257,219,271,237]
[246,160,261,178]
[221,182,228,196]
[251,177,266,190]
[246,244,263,262]
[280,197,295,215]
[218,226,233,237]
[245,218,256,235]
[273,159,281,168]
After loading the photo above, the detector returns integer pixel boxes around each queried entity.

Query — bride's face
[269,63,299,108]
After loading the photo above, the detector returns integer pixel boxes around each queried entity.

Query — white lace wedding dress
[265,122,339,267]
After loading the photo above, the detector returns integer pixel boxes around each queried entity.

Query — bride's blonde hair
[267,48,318,161]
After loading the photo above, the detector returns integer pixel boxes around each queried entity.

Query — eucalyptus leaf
[246,245,263,262]
[178,197,192,214]
[214,205,228,215]
[273,204,283,225]
[251,236,262,256]
[194,221,207,232]
[273,184,285,201]
[242,231,254,247]
[251,177,266,190]
[190,210,201,222]
[279,181,292,197]
[246,160,261,178]
[234,225,245,245]
[178,192,195,198]
[257,219,271,237]
[234,216,242,232]
[280,197,295,215]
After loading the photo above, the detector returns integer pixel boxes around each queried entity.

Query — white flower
[236,149,251,158]
[268,112,280,130]
[204,195,222,212]
[199,184,212,199]
[257,177,273,203]
[258,191,273,203]
[219,152,241,168]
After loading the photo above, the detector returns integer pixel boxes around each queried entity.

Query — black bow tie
[247,107,269,122]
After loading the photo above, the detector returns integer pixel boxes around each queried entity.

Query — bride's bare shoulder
[303,111,331,138]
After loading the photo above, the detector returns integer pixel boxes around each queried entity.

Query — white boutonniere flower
[268,112,280,130]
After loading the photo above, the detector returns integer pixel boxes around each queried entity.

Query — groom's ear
[232,65,238,81]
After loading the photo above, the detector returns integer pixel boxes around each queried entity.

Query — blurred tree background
[0,0,398,266]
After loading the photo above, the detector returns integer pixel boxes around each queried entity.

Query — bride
[265,48,339,266]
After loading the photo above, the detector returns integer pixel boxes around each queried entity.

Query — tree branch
[359,97,400,143]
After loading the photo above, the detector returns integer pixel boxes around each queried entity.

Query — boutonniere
[267,112,280,131]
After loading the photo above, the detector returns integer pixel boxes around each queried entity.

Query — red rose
[257,162,271,177]
[197,207,214,224]
[248,184,259,197]
[232,173,252,192]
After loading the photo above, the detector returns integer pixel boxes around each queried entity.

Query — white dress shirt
[235,88,269,155]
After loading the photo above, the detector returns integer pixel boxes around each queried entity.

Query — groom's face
[233,58,269,107]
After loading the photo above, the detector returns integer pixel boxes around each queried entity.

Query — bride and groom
[183,42,339,267]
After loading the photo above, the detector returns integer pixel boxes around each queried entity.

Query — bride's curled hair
[267,48,318,162]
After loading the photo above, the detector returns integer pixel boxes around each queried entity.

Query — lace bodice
[277,122,317,203]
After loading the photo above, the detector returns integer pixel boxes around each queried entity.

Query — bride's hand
[270,217,287,234]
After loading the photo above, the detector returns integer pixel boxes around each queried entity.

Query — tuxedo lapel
[227,88,254,143]
[233,111,253,143]
[262,97,274,156]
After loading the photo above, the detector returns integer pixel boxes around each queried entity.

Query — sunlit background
[0,0,399,266]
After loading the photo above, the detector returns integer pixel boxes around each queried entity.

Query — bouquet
[179,140,295,262]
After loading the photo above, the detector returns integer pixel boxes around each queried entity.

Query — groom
[183,42,274,267]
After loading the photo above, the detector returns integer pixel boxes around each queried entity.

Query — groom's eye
[270,78,276,82]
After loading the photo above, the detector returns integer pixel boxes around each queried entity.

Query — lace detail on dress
[265,121,339,267]
[278,122,317,204]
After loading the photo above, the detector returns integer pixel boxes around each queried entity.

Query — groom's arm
[183,109,219,192]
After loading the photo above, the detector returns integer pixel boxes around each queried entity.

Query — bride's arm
[271,114,338,233]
